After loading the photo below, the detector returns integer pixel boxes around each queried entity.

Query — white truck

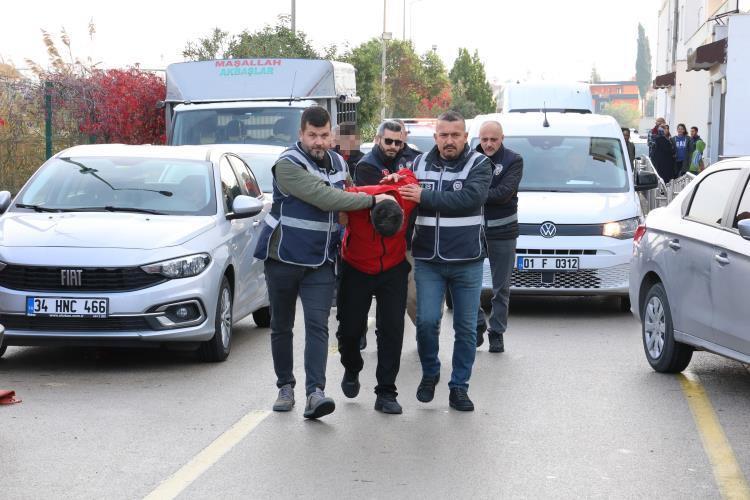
[502,81,594,114]
[162,58,360,146]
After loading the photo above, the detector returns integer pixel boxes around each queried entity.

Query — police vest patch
[453,181,463,191]
[494,164,504,176]
[420,182,434,190]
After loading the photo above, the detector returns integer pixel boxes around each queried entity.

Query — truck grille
[0,265,166,292]
[510,264,629,290]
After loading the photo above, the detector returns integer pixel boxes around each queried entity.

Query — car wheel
[619,296,631,313]
[199,276,233,362]
[641,282,693,373]
[445,290,453,310]
[252,306,271,328]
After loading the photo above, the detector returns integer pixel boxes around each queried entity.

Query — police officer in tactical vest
[474,120,523,353]
[254,107,394,419]
[398,110,492,411]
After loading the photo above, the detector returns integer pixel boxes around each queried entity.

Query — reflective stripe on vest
[485,213,518,227]
[265,213,339,232]
[415,215,484,227]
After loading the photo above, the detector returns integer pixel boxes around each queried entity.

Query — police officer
[398,110,492,411]
[354,120,405,186]
[474,120,523,353]
[254,107,393,419]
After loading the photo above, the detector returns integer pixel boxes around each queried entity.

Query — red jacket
[341,169,417,274]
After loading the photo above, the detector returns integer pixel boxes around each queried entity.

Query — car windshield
[634,141,649,158]
[406,126,436,153]
[237,152,277,192]
[172,107,303,147]
[15,156,216,215]
[471,135,629,193]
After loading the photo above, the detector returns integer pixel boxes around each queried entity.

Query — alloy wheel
[644,296,666,359]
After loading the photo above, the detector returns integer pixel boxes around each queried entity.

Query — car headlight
[602,217,641,239]
[141,254,210,279]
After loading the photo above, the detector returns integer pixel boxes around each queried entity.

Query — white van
[468,112,657,309]
[502,81,593,114]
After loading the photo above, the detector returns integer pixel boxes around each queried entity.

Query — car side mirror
[739,219,750,240]
[0,191,11,213]
[635,171,658,192]
[227,195,263,220]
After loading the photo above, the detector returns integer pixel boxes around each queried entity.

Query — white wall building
[654,0,750,163]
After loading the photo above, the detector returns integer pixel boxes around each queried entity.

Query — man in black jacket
[334,121,364,171]
[355,120,405,186]
[475,120,523,353]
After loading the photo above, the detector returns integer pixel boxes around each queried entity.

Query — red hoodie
[341,169,417,275]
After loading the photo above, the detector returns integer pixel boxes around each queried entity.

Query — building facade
[654,0,750,163]
[590,82,641,114]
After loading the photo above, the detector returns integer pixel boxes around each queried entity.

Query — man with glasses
[354,121,405,186]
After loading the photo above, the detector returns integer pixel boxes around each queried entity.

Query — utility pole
[402,0,406,40]
[381,0,388,120]
[291,0,296,35]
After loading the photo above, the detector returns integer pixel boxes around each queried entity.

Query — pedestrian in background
[474,120,523,354]
[648,117,666,157]
[622,127,636,168]
[254,106,393,420]
[399,110,492,411]
[334,121,364,172]
[690,136,706,174]
[671,123,694,178]
[650,125,675,183]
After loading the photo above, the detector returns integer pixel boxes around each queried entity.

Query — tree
[183,16,319,61]
[601,102,639,129]
[636,23,653,109]
[448,48,496,116]
[590,64,602,83]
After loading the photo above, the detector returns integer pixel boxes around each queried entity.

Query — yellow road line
[143,409,270,500]
[679,372,750,500]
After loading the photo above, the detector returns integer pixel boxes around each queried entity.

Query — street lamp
[382,30,392,120]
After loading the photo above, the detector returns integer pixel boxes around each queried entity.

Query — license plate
[516,256,579,271]
[26,297,109,318]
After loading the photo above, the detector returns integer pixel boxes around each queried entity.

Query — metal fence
[0,77,91,194]
[637,156,696,214]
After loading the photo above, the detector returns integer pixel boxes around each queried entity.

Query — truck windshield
[471,136,629,193]
[172,107,304,147]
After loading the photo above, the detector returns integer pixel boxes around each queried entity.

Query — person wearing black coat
[650,127,675,183]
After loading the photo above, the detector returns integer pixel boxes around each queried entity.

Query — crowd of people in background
[646,117,707,183]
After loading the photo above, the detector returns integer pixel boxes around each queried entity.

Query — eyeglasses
[383,138,403,146]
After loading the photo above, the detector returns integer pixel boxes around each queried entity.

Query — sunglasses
[383,138,403,146]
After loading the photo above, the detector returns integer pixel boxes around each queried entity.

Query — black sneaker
[449,388,474,411]
[489,332,504,353]
[341,370,360,398]
[416,374,439,403]
[374,393,403,414]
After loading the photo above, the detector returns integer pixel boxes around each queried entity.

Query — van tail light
[633,224,647,246]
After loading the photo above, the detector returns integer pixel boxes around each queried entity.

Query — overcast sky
[3,0,659,83]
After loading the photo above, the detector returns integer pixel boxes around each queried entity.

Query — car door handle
[668,239,681,250]
[714,253,730,266]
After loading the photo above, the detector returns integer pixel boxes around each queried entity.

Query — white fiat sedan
[0,144,271,362]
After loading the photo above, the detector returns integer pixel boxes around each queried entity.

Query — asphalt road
[3,296,750,499]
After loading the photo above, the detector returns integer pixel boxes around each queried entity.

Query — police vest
[254,143,348,267]
[411,150,486,261]
[484,146,520,231]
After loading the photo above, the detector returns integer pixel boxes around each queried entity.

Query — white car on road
[0,144,270,361]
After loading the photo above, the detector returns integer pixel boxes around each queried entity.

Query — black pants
[337,260,410,396]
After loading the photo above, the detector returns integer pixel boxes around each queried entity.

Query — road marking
[679,372,750,500]
[143,409,270,500]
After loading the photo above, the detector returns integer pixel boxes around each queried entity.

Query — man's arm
[418,158,492,215]
[485,157,523,205]
[274,159,373,212]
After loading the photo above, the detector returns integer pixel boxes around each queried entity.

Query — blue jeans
[414,259,484,391]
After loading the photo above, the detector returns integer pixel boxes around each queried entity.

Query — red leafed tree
[80,69,166,144]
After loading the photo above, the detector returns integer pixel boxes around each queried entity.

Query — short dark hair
[301,106,331,131]
[377,120,402,136]
[338,121,357,136]
[370,199,404,237]
[438,110,465,123]
[690,126,699,133]
[621,127,630,134]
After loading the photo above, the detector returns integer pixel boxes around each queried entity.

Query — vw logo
[540,222,557,238]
